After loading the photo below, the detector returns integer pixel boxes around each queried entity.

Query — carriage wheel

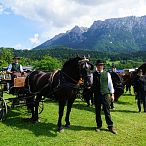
[77,92,84,101]
[38,101,44,114]
[0,98,8,121]
[76,88,84,101]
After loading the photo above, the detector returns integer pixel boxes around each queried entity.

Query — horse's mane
[63,57,82,68]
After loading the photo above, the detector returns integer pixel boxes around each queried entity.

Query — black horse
[110,72,124,101]
[25,56,93,132]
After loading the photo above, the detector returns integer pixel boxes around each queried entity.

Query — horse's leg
[129,85,132,95]
[65,96,76,128]
[57,97,66,132]
[33,95,41,122]
[26,95,35,122]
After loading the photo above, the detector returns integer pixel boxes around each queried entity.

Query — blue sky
[0,0,146,50]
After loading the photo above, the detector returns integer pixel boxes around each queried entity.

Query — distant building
[123,68,137,74]
[116,69,124,73]
[2,66,33,72]
[22,66,33,72]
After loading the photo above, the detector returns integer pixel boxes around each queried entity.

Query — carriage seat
[11,72,27,87]
[14,77,26,87]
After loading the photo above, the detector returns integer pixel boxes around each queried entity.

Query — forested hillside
[0,47,145,71]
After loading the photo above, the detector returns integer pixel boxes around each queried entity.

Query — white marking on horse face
[81,62,88,69]
[85,62,89,69]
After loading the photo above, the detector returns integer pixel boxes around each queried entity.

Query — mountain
[33,16,146,52]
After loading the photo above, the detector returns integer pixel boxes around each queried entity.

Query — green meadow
[0,91,146,146]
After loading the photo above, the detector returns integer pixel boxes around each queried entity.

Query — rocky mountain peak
[67,25,88,34]
[33,15,146,51]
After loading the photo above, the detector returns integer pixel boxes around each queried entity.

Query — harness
[26,57,91,97]
[26,70,81,97]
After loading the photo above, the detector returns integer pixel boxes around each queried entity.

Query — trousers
[94,93,113,128]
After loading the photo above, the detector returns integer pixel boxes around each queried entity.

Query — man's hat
[96,59,105,65]
[111,63,116,68]
[13,56,20,59]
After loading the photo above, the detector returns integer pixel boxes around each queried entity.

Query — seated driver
[7,56,24,92]
[7,56,24,75]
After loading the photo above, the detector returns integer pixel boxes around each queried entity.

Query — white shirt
[7,63,23,72]
[107,72,115,94]
[95,68,114,94]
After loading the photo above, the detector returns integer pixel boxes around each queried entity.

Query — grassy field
[0,91,146,146]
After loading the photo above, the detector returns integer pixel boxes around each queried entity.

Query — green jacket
[93,70,109,95]
[11,63,21,72]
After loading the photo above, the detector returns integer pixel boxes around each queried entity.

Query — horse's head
[78,57,94,88]
[62,56,93,87]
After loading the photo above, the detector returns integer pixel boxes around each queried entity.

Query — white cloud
[13,43,31,50]
[30,33,40,45]
[72,0,113,6]
[0,3,4,14]
[2,0,146,42]
[14,43,22,50]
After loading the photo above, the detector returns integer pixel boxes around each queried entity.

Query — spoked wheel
[76,88,84,101]
[38,101,44,114]
[0,98,8,121]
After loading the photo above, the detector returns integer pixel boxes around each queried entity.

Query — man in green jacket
[93,59,117,134]
[7,56,24,93]
[7,56,23,73]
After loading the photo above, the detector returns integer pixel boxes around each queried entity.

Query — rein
[27,70,82,97]
[61,70,79,84]
[26,58,90,97]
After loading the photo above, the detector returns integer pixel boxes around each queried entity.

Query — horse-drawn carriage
[0,71,44,121]
[0,56,93,132]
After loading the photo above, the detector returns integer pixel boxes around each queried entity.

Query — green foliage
[106,60,144,70]
[1,47,146,71]
[19,57,32,66]
[33,56,62,71]
[0,48,14,70]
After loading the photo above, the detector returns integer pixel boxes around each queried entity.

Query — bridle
[59,58,92,89]
[27,58,93,96]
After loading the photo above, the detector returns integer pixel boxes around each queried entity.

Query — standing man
[134,69,146,112]
[140,71,146,112]
[110,64,124,107]
[110,64,116,109]
[93,60,117,134]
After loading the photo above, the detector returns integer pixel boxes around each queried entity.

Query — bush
[33,56,62,71]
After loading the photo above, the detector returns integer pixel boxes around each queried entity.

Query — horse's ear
[76,53,79,57]
[87,54,90,59]
[70,54,74,57]
[83,55,87,59]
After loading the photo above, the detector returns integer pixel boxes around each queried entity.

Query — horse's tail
[24,72,32,93]
[24,73,35,112]
[24,71,40,93]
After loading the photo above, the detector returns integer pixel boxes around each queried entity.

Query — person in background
[83,87,94,106]
[134,69,146,113]
[111,64,117,73]
[110,64,116,109]
[92,59,117,134]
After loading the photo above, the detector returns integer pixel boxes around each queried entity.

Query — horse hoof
[58,127,64,133]
[23,118,32,123]
[33,119,40,124]
[65,124,71,128]
[27,118,40,124]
